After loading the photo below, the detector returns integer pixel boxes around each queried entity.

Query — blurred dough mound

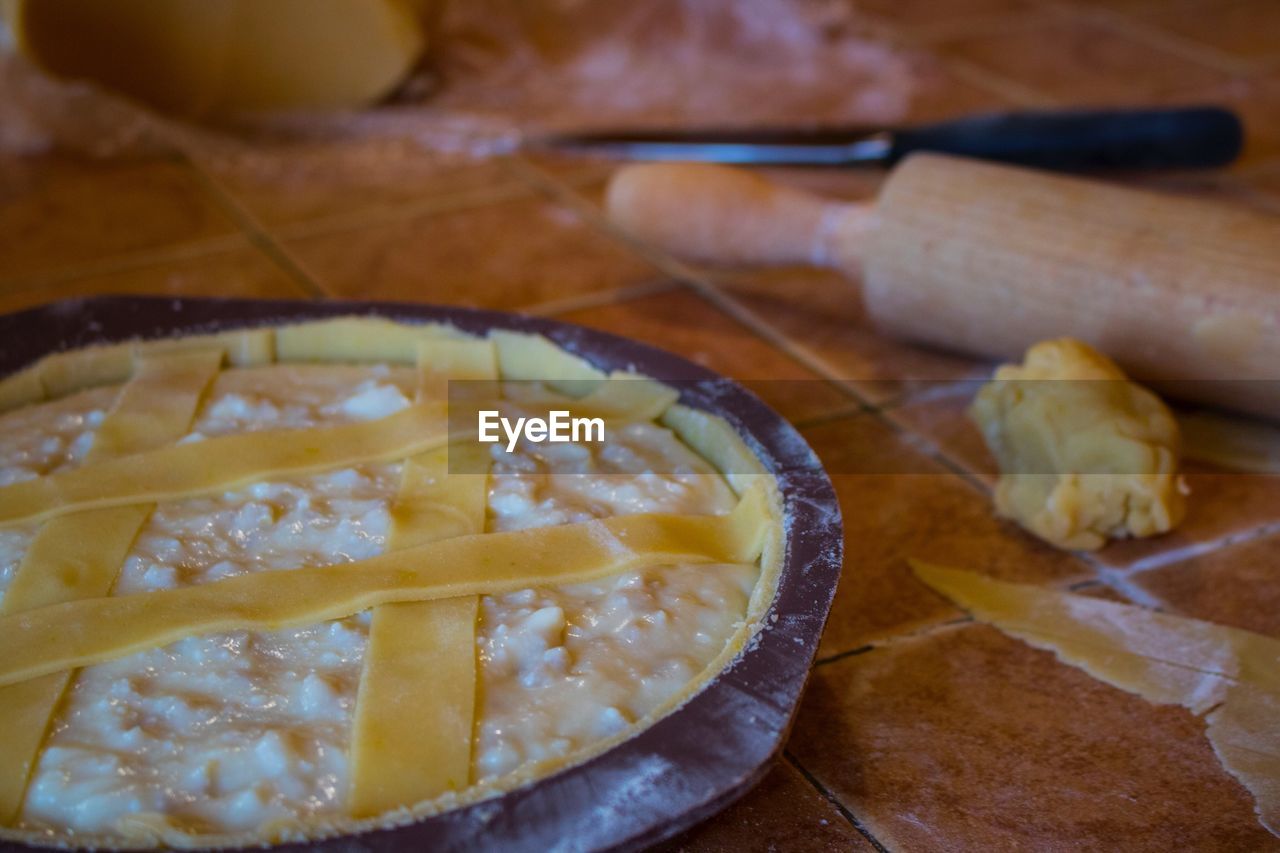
[969,338,1186,551]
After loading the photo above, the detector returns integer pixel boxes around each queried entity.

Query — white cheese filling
[0,364,754,840]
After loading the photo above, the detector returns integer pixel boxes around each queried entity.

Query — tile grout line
[1034,0,1254,77]
[267,176,541,243]
[881,7,1062,52]
[506,155,724,285]
[816,548,1160,670]
[842,6,1057,107]
[872,371,991,413]
[813,644,876,668]
[0,234,251,293]
[932,55,1059,109]
[1084,516,1280,609]
[847,10,1065,110]
[523,278,682,317]
[863,403,997,497]
[816,617,977,668]
[783,752,894,853]
[791,403,878,431]
[1077,557,1168,609]
[1110,516,1280,578]
[687,280,881,410]
[179,157,329,300]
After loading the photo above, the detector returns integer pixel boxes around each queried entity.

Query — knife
[530,106,1244,171]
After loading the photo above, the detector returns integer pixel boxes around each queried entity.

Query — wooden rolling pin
[606,154,1280,421]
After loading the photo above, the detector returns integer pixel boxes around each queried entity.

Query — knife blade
[529,106,1243,171]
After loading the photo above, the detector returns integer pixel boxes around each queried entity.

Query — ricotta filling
[0,364,753,839]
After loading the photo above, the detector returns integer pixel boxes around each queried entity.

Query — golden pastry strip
[912,562,1280,837]
[82,350,227,462]
[32,330,270,403]
[415,337,499,401]
[0,400,452,529]
[353,595,480,816]
[0,675,69,826]
[0,485,768,689]
[0,349,222,825]
[277,318,461,365]
[350,339,496,817]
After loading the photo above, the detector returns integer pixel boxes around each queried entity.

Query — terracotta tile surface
[283,194,662,310]
[892,55,1029,116]
[1226,75,1280,165]
[1132,531,1280,636]
[555,288,858,424]
[656,760,875,852]
[791,624,1279,851]
[712,266,989,405]
[1094,462,1280,571]
[1053,0,1170,11]
[0,244,310,315]
[803,412,1093,655]
[0,154,238,284]
[195,140,533,230]
[882,384,997,485]
[1110,166,1276,211]
[854,0,1039,31]
[1136,0,1280,66]
[932,16,1231,105]
[1240,160,1280,202]
[1071,580,1138,603]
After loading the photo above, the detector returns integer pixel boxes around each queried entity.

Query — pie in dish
[0,317,783,849]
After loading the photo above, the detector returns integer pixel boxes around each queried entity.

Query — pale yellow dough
[969,338,1186,550]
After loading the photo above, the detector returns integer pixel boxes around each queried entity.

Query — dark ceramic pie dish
[0,296,843,853]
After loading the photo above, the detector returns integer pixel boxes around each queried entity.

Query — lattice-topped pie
[0,318,782,849]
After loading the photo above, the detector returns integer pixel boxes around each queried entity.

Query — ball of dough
[969,338,1186,551]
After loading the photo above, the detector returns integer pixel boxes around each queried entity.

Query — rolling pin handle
[605,163,869,271]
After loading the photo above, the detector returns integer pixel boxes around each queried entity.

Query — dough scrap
[969,338,1186,550]
[912,561,1280,837]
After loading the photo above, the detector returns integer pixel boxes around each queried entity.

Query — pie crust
[0,317,784,849]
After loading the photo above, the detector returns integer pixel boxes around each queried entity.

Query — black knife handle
[887,107,1243,170]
